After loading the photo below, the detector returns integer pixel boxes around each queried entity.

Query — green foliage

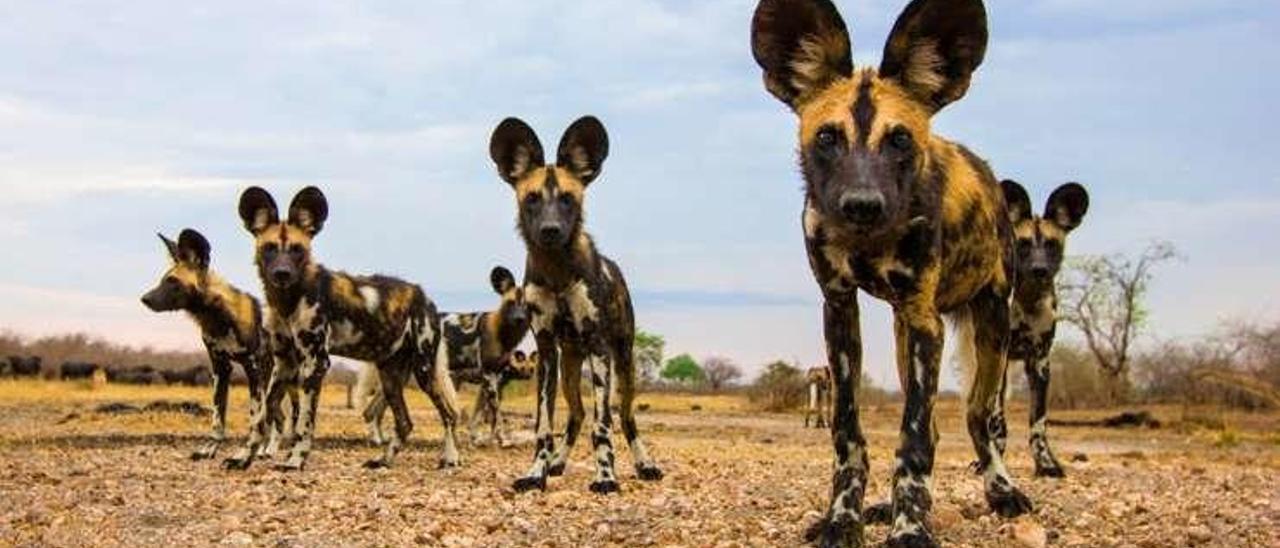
[660,353,704,384]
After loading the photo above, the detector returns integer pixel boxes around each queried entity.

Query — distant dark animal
[489,116,663,493]
[804,365,831,428]
[60,361,99,380]
[7,355,42,377]
[161,365,212,386]
[142,228,297,461]
[108,365,162,385]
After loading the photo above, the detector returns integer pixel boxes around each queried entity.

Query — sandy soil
[0,380,1276,547]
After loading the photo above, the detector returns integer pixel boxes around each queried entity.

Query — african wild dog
[489,116,663,493]
[752,0,1031,545]
[142,229,296,460]
[464,349,537,445]
[804,365,832,428]
[360,266,532,446]
[1000,180,1089,478]
[222,186,462,471]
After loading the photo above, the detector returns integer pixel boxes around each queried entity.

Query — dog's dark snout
[140,295,155,308]
[539,225,563,243]
[839,192,884,225]
[271,269,293,285]
[1030,265,1051,279]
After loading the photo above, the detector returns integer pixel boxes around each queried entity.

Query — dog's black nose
[539,225,563,243]
[840,192,884,225]
[271,269,293,285]
[140,296,154,308]
[1030,265,1052,279]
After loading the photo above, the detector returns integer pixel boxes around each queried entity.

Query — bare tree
[702,356,743,391]
[1059,241,1177,404]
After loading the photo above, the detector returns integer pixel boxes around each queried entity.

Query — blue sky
[1,1,1277,388]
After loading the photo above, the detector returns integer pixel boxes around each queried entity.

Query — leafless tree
[1059,240,1178,404]
[702,356,743,391]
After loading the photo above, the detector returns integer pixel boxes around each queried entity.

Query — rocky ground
[0,380,1276,547]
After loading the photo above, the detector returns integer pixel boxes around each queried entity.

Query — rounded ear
[287,186,329,236]
[556,116,609,185]
[157,233,180,262]
[238,187,279,235]
[489,266,516,294]
[489,117,545,186]
[879,0,988,113]
[1000,179,1033,225]
[1044,182,1089,232]
[177,229,212,268]
[751,0,852,110]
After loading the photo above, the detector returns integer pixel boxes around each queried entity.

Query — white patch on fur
[329,319,363,348]
[290,298,321,332]
[525,283,558,333]
[359,286,380,313]
[565,280,598,330]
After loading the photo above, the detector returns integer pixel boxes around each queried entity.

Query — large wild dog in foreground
[361,266,531,446]
[222,187,462,471]
[142,229,296,460]
[1001,180,1089,478]
[489,116,663,493]
[752,0,1030,545]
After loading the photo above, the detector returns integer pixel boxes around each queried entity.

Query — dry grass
[1,381,1278,547]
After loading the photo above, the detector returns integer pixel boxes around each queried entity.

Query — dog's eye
[263,243,279,254]
[1016,240,1032,255]
[165,276,179,286]
[815,127,840,151]
[1044,240,1062,253]
[523,194,542,207]
[888,127,914,152]
[557,194,574,206]
[288,244,305,256]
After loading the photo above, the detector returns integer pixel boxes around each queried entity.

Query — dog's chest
[526,280,599,338]
[1011,292,1057,358]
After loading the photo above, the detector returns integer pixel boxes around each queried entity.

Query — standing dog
[222,187,462,471]
[804,365,832,428]
[361,266,531,446]
[489,116,663,493]
[1001,180,1089,478]
[142,229,295,460]
[752,0,1030,545]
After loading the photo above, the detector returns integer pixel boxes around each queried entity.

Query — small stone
[930,504,964,531]
[222,532,254,546]
[1009,518,1047,548]
[1187,526,1212,544]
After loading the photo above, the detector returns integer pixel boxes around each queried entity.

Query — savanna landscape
[0,342,1277,547]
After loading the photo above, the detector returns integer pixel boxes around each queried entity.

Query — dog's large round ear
[238,187,279,235]
[879,0,988,113]
[1001,179,1033,225]
[557,116,609,185]
[751,0,853,111]
[288,186,329,236]
[177,229,212,269]
[489,118,545,186]
[490,266,516,294]
[157,233,181,262]
[1045,182,1089,232]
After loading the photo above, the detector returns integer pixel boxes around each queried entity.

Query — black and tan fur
[489,116,663,493]
[752,0,1030,545]
[361,266,532,446]
[142,229,297,460]
[469,349,537,442]
[222,187,462,471]
[1000,180,1089,478]
[805,365,832,428]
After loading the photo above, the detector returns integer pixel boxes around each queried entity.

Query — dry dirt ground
[0,380,1276,547]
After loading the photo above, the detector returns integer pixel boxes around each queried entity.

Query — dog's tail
[948,308,977,401]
